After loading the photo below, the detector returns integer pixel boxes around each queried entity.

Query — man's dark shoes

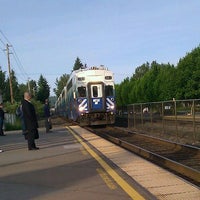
[29,147,39,150]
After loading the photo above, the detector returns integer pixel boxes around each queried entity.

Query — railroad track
[86,126,200,186]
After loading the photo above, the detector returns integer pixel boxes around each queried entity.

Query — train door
[88,82,105,111]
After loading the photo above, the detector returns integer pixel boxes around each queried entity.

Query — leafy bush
[4,118,22,131]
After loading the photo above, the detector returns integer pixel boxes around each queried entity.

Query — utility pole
[6,44,14,104]
[27,77,30,93]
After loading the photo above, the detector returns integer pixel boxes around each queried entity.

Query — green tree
[54,73,70,97]
[137,61,160,102]
[154,63,176,101]
[133,62,150,80]
[115,84,123,107]
[29,80,37,97]
[11,70,20,102]
[4,78,11,102]
[120,78,130,105]
[116,61,177,105]
[3,70,20,103]
[127,78,137,103]
[36,75,50,103]
[73,57,83,71]
[18,83,28,101]
[176,45,200,99]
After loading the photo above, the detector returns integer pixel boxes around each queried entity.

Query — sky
[0,0,200,96]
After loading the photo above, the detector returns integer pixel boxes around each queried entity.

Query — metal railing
[5,113,16,125]
[127,99,200,144]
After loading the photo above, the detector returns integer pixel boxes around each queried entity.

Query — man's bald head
[24,92,32,101]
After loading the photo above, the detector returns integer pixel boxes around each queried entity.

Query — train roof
[68,66,114,81]
[72,65,112,74]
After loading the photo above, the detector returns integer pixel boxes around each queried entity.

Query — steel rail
[89,127,200,186]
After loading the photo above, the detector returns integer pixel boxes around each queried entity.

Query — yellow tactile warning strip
[67,126,146,200]
[96,168,117,190]
[69,126,200,200]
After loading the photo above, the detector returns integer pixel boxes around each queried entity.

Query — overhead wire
[0,37,6,69]
[0,29,12,45]
[0,29,29,82]
[0,37,6,46]
[11,46,29,80]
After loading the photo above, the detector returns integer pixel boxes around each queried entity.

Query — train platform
[0,126,141,200]
[0,125,199,200]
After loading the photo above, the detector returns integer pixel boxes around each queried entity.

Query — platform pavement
[0,126,133,200]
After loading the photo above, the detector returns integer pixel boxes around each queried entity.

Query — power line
[0,29,29,82]
[11,47,28,79]
[0,29,12,45]
[0,38,6,46]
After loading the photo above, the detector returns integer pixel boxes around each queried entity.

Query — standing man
[44,99,51,133]
[22,92,39,150]
[0,103,5,136]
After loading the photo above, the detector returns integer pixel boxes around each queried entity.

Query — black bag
[48,118,52,129]
[23,131,28,140]
[49,121,52,129]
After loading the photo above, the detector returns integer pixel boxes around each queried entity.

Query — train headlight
[110,105,115,110]
[79,106,85,112]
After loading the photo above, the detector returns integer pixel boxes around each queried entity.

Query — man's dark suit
[22,99,39,150]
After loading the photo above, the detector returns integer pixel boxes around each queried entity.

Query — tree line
[0,70,50,104]
[116,45,200,107]
[0,68,50,114]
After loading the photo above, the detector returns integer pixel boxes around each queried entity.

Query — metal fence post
[128,105,130,129]
[150,103,153,132]
[162,102,164,135]
[133,105,136,129]
[141,104,143,127]
[192,100,196,143]
[174,99,178,141]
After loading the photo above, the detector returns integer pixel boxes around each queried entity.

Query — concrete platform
[0,126,133,200]
[1,125,199,200]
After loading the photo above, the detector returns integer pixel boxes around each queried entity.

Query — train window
[78,86,86,97]
[93,86,98,97]
[91,85,102,97]
[105,85,113,96]
[105,76,112,80]
[67,80,72,90]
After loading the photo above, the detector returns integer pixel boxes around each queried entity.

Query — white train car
[55,66,115,126]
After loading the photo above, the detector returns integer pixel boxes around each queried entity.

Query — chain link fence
[127,99,200,144]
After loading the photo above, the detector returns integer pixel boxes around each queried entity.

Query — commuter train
[55,66,115,126]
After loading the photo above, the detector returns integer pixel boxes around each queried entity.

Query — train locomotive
[55,66,115,125]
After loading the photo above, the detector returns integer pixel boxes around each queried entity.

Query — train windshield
[78,86,86,97]
[105,85,113,96]
[91,85,103,98]
[93,86,98,97]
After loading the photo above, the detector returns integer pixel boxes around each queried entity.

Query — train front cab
[77,82,115,126]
